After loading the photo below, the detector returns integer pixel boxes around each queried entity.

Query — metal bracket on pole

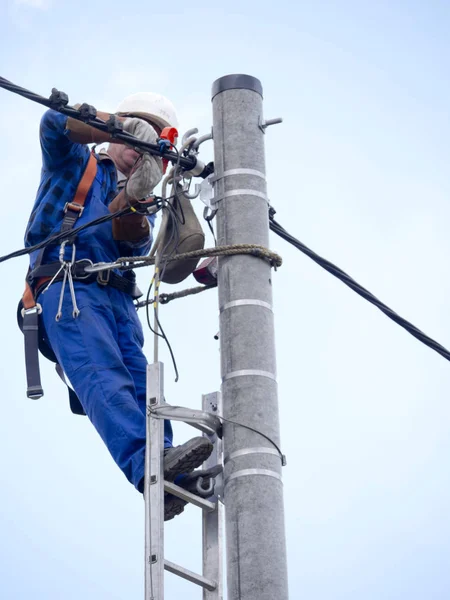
[150,404,222,438]
[258,116,283,133]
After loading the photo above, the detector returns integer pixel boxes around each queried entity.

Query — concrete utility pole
[212,75,289,600]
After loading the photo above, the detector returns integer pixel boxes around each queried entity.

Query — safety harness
[18,152,142,415]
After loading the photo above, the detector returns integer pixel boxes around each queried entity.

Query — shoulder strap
[60,151,98,234]
[74,151,97,206]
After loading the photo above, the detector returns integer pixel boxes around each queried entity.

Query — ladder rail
[202,392,224,600]
[145,362,165,600]
[145,367,224,599]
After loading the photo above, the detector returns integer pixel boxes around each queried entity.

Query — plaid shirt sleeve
[40,109,87,170]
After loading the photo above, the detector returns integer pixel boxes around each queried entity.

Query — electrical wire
[208,221,217,246]
[145,202,179,334]
[269,212,450,364]
[145,194,182,381]
[204,211,217,246]
[171,145,187,226]
[153,203,181,376]
[0,205,140,264]
[218,415,286,466]
[0,76,198,172]
[162,405,286,465]
[0,196,166,265]
[154,310,179,382]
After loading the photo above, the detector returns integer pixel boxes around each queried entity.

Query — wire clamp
[49,87,69,109]
[78,102,97,122]
[106,115,123,135]
[158,139,171,154]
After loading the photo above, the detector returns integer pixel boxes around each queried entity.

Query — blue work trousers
[40,280,173,490]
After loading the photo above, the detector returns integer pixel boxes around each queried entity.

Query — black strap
[61,206,82,233]
[30,261,143,299]
[22,306,44,399]
[97,269,143,299]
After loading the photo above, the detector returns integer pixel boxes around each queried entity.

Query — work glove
[122,117,163,200]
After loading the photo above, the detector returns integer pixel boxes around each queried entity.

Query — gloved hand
[122,117,163,200]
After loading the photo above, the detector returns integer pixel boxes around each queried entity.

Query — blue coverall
[25,110,173,490]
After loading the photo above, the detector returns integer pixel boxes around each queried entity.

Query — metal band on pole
[224,468,283,488]
[222,369,277,382]
[224,447,280,464]
[220,299,273,313]
[211,168,266,182]
[211,188,269,206]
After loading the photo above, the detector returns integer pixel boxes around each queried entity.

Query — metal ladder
[144,362,224,599]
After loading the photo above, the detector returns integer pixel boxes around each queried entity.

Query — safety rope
[92,244,283,273]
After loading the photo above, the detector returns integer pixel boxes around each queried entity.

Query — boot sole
[164,439,213,482]
[164,495,187,521]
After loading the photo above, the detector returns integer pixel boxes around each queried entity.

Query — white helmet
[115,92,178,132]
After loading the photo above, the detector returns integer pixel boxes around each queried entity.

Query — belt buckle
[63,201,85,216]
[21,303,42,318]
[97,270,110,286]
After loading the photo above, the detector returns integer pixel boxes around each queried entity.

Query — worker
[23,93,213,520]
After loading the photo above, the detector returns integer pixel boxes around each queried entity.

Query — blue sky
[1,1,450,598]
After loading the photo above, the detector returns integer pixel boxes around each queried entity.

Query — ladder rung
[164,559,217,591]
[164,481,216,511]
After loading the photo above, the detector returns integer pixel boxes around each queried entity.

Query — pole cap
[211,74,263,100]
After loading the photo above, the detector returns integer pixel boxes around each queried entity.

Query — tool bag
[150,184,205,284]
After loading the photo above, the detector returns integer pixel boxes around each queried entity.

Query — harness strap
[61,152,97,235]
[73,153,97,207]
[22,304,43,399]
[21,152,98,407]
[29,261,143,299]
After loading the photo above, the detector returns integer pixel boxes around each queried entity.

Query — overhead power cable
[0,76,214,176]
[269,212,450,364]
